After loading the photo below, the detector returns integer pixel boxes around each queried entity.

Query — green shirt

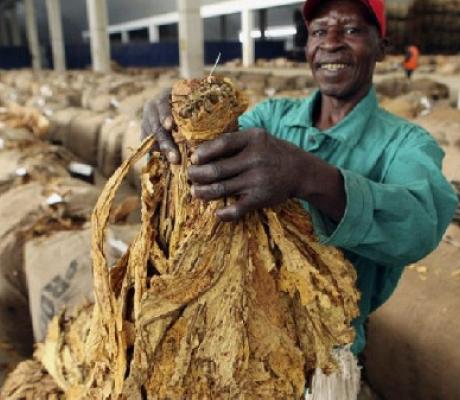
[239,87,458,354]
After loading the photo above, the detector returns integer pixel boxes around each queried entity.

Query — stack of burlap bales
[0,68,178,188]
[0,67,178,386]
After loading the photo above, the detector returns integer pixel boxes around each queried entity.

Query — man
[403,44,420,79]
[142,0,457,397]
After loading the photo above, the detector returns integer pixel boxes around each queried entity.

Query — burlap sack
[87,94,113,113]
[0,183,49,356]
[25,223,140,342]
[0,142,72,196]
[0,127,35,146]
[380,91,428,119]
[364,235,460,400]
[66,111,110,165]
[266,75,296,93]
[0,179,100,356]
[117,86,164,119]
[25,228,94,342]
[375,77,411,98]
[121,119,145,190]
[238,73,268,95]
[97,115,130,178]
[47,107,82,145]
[410,78,449,100]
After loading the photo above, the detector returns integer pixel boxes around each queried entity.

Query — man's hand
[188,128,345,222]
[141,89,181,164]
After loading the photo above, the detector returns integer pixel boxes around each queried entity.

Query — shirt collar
[286,87,378,148]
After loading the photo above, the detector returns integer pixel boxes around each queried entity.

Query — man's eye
[345,27,361,34]
[312,29,326,37]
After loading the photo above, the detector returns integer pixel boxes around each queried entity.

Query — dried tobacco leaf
[3,77,359,400]
[0,104,50,138]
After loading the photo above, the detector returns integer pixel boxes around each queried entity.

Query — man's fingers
[144,99,180,164]
[216,196,255,222]
[191,131,248,165]
[188,153,251,184]
[156,90,174,131]
[191,176,245,201]
[140,117,153,142]
[157,126,180,164]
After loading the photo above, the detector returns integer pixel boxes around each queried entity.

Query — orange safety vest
[404,46,420,71]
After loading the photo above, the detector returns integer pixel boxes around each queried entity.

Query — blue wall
[0,47,32,69]
[1,40,286,70]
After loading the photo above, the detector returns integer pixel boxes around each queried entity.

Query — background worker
[403,44,420,78]
[141,0,457,397]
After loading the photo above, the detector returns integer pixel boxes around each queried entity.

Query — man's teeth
[321,63,347,71]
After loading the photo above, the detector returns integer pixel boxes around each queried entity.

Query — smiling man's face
[306,0,384,100]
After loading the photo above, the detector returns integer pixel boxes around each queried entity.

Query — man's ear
[376,37,388,62]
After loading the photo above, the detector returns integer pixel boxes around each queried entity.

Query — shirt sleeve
[311,129,458,267]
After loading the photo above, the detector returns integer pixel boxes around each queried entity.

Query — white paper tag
[110,98,120,109]
[68,162,94,177]
[0,138,4,150]
[15,167,28,177]
[109,239,129,255]
[46,193,64,206]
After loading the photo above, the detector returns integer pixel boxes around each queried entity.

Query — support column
[46,0,66,72]
[121,30,129,44]
[219,15,227,41]
[178,0,204,79]
[259,9,267,41]
[7,6,23,46]
[148,24,159,43]
[24,0,42,70]
[0,13,9,46]
[242,8,255,67]
[86,0,111,73]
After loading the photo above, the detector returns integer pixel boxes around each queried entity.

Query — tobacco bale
[0,360,64,400]
[266,75,297,93]
[238,73,269,95]
[0,103,50,138]
[97,115,130,178]
[294,75,316,90]
[121,119,145,190]
[0,127,35,144]
[437,61,460,75]
[0,183,52,356]
[410,78,449,100]
[87,94,113,113]
[118,87,165,119]
[380,91,428,119]
[66,110,110,165]
[25,228,93,342]
[0,179,100,356]
[0,83,19,106]
[0,142,72,196]
[47,107,82,145]
[375,77,411,98]
[25,221,140,343]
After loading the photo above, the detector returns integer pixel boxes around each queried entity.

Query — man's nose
[321,28,345,51]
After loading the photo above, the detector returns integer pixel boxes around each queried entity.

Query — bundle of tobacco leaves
[2,76,359,400]
[0,103,50,138]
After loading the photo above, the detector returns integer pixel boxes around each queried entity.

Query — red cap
[303,0,386,37]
